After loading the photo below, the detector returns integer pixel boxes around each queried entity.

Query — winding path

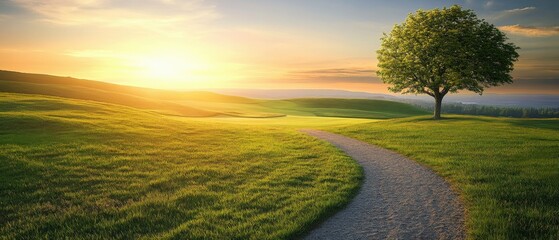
[302,130,465,240]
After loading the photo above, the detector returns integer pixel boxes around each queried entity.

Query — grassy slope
[0,70,428,119]
[197,116,378,129]
[0,70,256,117]
[259,98,429,119]
[0,80,219,117]
[0,93,362,239]
[1,84,557,239]
[329,116,559,239]
[0,70,253,103]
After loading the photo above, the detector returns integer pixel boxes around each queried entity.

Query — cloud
[285,75,382,84]
[9,0,218,29]
[64,49,129,59]
[490,6,536,20]
[499,25,559,37]
[287,67,380,83]
[504,6,536,13]
[0,47,45,53]
[292,68,376,76]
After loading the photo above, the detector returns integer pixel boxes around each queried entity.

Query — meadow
[0,70,428,119]
[0,93,363,239]
[1,71,558,239]
[329,116,559,239]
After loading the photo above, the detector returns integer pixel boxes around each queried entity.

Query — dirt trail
[302,129,465,240]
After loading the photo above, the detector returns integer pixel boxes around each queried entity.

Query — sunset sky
[1,0,558,94]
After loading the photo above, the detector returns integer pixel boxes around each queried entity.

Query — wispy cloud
[10,0,218,29]
[64,49,130,59]
[504,6,536,13]
[288,67,380,83]
[499,25,559,37]
[490,6,536,20]
[292,68,375,77]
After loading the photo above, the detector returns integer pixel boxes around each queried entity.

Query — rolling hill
[0,92,362,239]
[0,70,255,117]
[2,71,558,238]
[261,98,428,119]
[0,70,429,119]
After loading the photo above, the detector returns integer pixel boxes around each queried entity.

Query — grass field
[259,98,428,119]
[2,71,558,239]
[329,116,559,239]
[0,70,428,119]
[0,93,363,239]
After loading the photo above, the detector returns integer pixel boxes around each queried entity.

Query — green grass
[259,98,428,119]
[329,116,559,239]
[197,116,377,129]
[3,70,558,239]
[0,93,363,239]
[0,70,428,119]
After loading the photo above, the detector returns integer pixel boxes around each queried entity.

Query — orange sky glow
[1,0,558,94]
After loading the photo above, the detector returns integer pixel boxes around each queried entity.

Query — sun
[140,56,186,80]
[132,54,213,88]
[145,59,178,78]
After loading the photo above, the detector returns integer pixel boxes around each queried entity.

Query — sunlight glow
[1,0,554,93]
[130,54,216,89]
[139,56,188,80]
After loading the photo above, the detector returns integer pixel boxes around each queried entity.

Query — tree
[376,5,519,119]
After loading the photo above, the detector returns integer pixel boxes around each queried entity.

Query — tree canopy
[377,5,519,119]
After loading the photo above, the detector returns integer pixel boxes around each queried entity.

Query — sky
[0,0,558,94]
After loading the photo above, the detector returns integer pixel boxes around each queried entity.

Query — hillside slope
[260,98,428,119]
[0,70,428,119]
[0,70,256,117]
[0,92,361,239]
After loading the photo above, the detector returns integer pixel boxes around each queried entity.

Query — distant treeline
[414,102,559,118]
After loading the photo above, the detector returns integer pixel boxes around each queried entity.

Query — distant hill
[211,88,397,100]
[0,70,254,117]
[0,70,429,119]
[260,98,428,119]
[402,94,559,108]
[214,88,559,109]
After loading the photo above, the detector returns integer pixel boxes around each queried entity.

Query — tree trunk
[434,95,443,120]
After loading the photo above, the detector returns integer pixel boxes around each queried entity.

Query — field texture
[0,93,362,239]
[330,116,559,239]
[260,98,427,119]
[0,70,428,119]
[2,72,558,239]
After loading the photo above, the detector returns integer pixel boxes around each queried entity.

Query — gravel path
[302,130,465,240]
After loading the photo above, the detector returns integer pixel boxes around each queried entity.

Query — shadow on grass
[394,115,559,130]
[507,119,559,131]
